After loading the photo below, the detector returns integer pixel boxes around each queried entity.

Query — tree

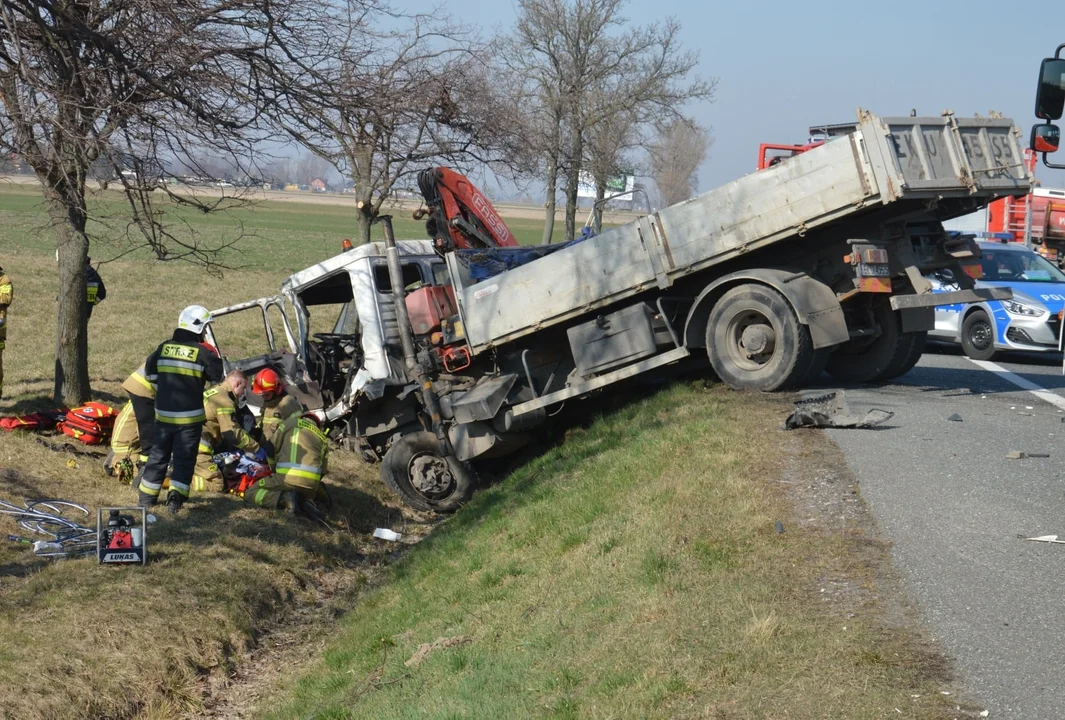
[0,0,327,404]
[509,0,715,243]
[281,9,526,246]
[649,119,712,207]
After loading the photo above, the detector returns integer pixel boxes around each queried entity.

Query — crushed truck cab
[211,110,1032,514]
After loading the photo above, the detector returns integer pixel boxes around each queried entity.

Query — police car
[929,241,1065,360]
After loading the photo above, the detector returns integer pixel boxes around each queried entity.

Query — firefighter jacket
[121,363,156,400]
[200,382,260,454]
[259,394,303,460]
[0,270,10,344]
[86,264,106,307]
[144,329,223,425]
[110,400,141,458]
[273,417,329,495]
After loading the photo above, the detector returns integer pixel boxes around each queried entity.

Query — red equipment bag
[59,402,118,445]
[0,409,67,433]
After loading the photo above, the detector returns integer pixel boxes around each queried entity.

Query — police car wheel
[960,310,996,361]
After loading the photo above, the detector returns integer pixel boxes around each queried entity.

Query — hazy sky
[405,0,1065,194]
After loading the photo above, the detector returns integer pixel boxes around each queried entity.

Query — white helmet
[177,305,212,333]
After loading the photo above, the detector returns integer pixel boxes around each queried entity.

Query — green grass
[0,183,965,719]
[261,385,961,720]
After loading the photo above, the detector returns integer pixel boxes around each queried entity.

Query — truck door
[205,297,313,410]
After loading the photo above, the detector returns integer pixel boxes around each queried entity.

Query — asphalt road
[824,344,1065,718]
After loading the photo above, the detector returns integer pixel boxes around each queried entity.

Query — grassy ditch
[264,384,963,720]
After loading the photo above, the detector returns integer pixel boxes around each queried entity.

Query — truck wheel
[960,310,997,361]
[380,432,475,513]
[878,331,927,381]
[825,303,907,383]
[706,284,814,391]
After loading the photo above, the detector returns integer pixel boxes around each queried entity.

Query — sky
[403,0,1065,196]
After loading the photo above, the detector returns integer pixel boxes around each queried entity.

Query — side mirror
[1031,123,1061,154]
[1035,57,1065,120]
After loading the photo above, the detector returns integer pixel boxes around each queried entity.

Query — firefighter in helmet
[192,369,263,492]
[251,367,303,465]
[0,263,10,399]
[244,412,330,518]
[137,305,224,513]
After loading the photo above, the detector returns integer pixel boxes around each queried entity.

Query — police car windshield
[979,248,1065,283]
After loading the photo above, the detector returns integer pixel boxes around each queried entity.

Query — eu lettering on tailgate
[161,344,199,362]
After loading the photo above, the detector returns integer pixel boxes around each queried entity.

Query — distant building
[310,177,327,192]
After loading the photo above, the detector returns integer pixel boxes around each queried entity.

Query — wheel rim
[408,452,456,499]
[968,319,993,351]
[725,310,778,371]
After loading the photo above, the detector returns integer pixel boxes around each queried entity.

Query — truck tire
[825,303,908,383]
[878,331,927,381]
[960,310,997,361]
[705,284,814,391]
[380,432,475,513]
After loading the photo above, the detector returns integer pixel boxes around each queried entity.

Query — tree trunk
[563,125,583,243]
[351,144,374,246]
[45,177,91,406]
[541,152,558,245]
[592,171,607,235]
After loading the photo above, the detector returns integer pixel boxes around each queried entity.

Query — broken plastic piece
[784,390,893,430]
[947,413,963,422]
[1006,451,1027,460]
[1026,535,1065,544]
[373,528,402,542]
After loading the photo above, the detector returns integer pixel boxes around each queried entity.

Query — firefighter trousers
[243,474,321,510]
[0,340,5,399]
[138,422,202,503]
[129,394,156,464]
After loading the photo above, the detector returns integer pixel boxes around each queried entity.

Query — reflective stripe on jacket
[144,331,223,425]
[274,418,329,492]
[121,363,156,400]
[259,394,302,460]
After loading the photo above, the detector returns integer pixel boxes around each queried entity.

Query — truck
[207,109,1030,513]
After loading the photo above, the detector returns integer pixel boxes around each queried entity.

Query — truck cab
[206,240,447,455]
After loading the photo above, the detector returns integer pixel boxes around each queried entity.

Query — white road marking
[967,359,1065,412]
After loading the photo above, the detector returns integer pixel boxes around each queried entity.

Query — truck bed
[446,110,1032,353]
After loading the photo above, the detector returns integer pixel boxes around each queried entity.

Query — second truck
[208,109,1031,513]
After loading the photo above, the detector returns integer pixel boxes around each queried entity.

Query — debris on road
[947,413,963,422]
[784,390,893,430]
[1025,535,1065,544]
[1006,451,1027,460]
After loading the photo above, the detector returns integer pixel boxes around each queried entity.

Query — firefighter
[251,367,303,465]
[0,263,10,400]
[105,400,142,485]
[136,305,224,513]
[244,412,330,518]
[192,370,264,493]
[86,257,106,319]
[117,362,157,472]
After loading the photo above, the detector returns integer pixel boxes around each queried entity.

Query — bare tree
[649,119,712,207]
[279,8,526,246]
[0,0,332,403]
[510,0,715,243]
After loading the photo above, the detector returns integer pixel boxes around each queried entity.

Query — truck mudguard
[682,269,849,351]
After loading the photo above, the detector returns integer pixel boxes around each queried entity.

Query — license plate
[859,263,891,277]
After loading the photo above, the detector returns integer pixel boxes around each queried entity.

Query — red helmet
[252,368,283,398]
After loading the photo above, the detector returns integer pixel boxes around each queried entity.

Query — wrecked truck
[208,110,1031,513]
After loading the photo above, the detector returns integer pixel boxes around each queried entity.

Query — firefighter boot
[166,491,185,515]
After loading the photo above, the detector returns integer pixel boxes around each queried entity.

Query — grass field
[0,183,971,719]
